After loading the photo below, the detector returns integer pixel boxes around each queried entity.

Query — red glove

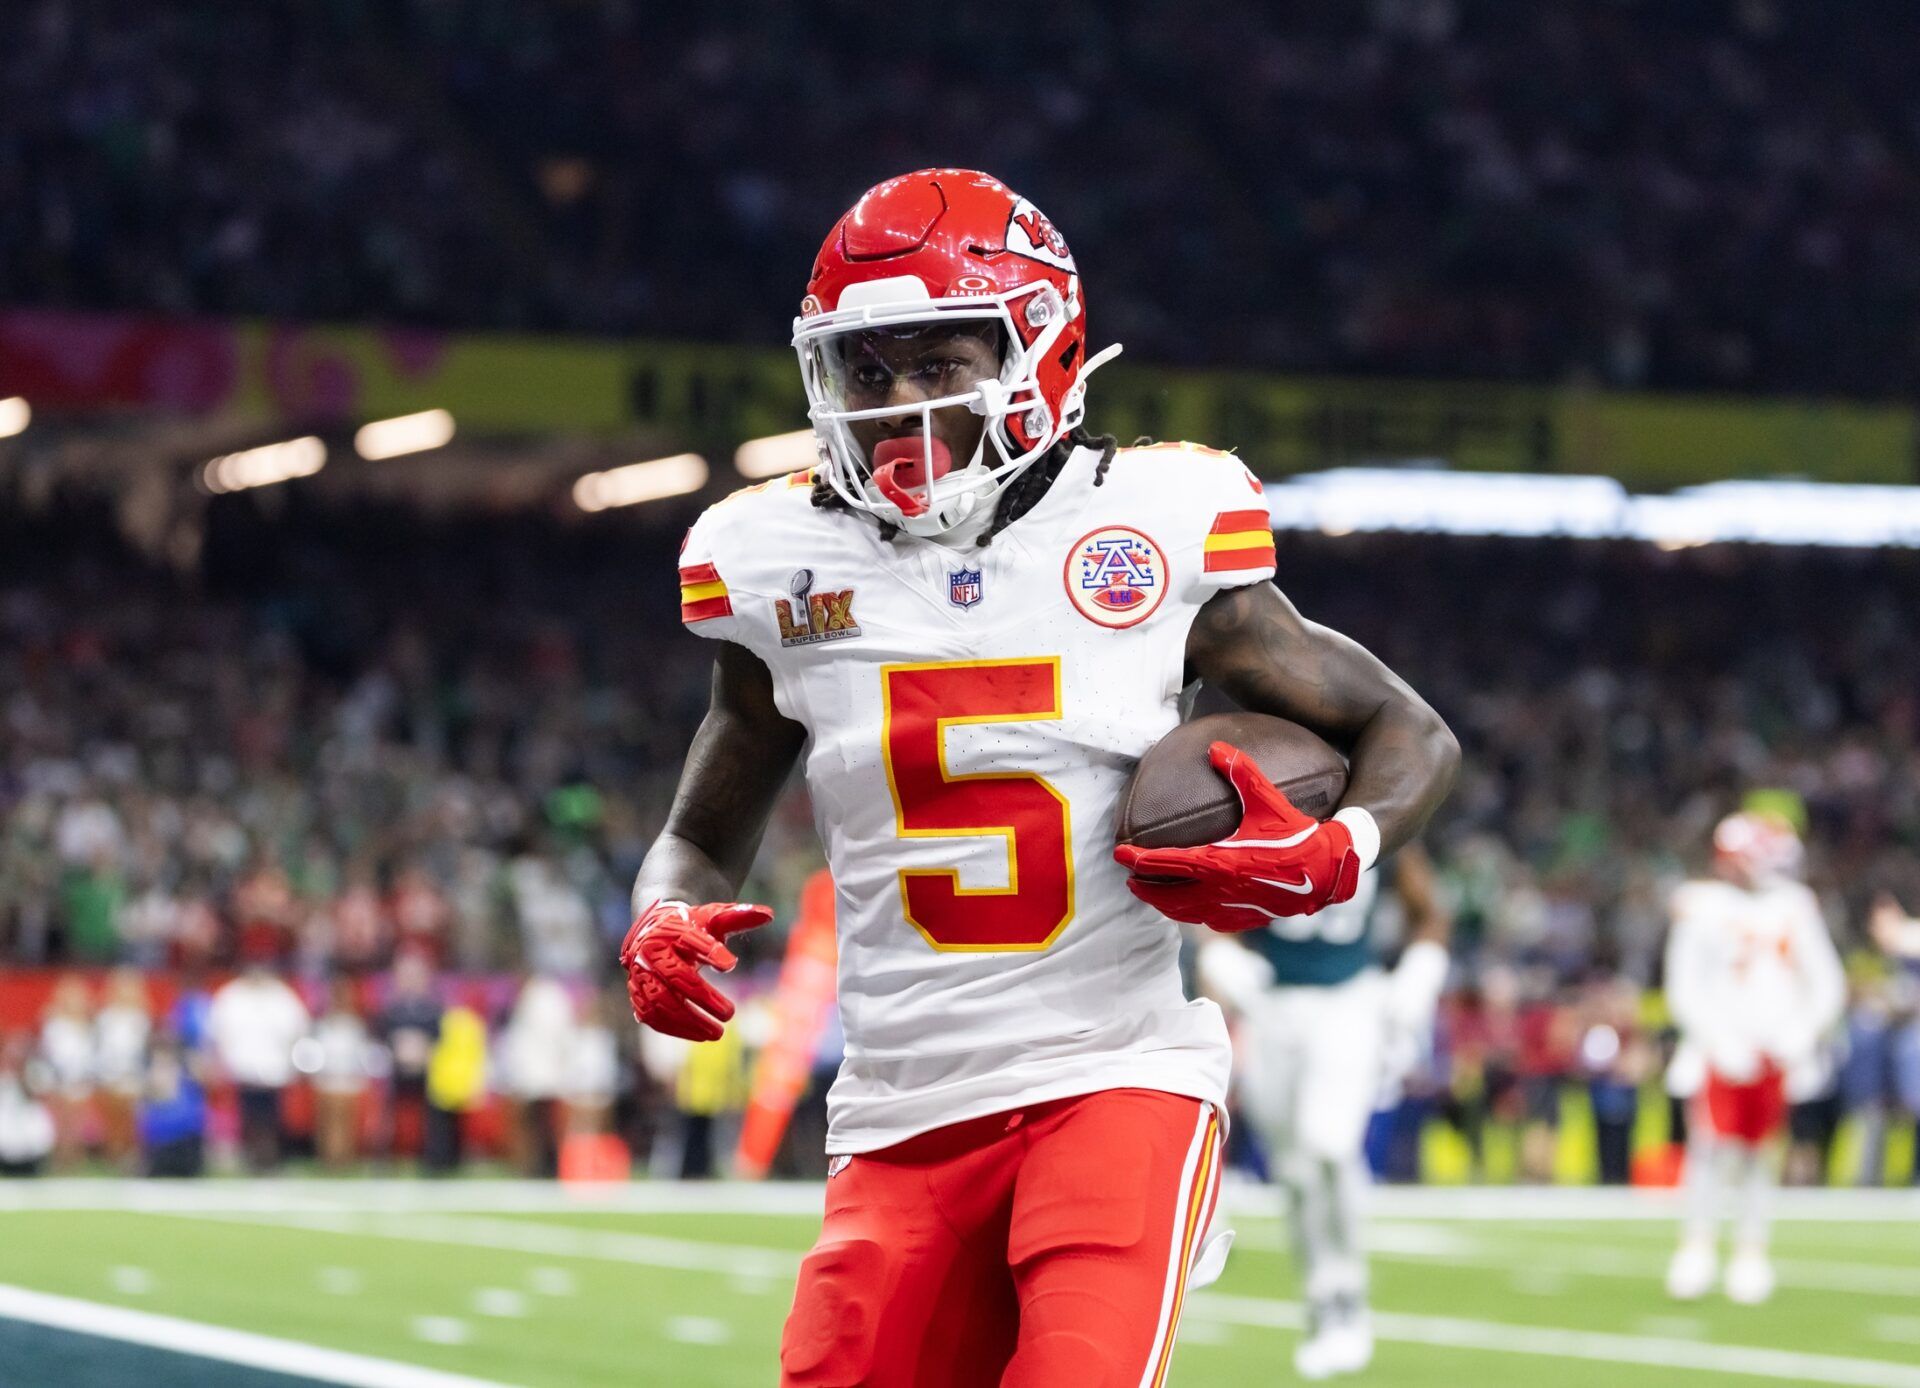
[620,899,773,1041]
[1113,741,1362,933]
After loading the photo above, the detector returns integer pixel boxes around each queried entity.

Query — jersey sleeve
[1196,500,1276,590]
[1143,444,1276,601]
[676,503,749,642]
[1661,885,1715,1040]
[1790,887,1847,1036]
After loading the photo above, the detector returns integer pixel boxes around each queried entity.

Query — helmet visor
[808,319,1007,414]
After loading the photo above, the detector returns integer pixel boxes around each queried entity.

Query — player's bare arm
[1183,579,1458,853]
[631,640,804,911]
[620,640,803,1042]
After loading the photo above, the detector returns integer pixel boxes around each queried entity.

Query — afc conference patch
[1064,525,1168,628]
[948,566,983,609]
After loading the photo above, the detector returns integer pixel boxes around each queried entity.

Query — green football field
[1,1181,1918,1387]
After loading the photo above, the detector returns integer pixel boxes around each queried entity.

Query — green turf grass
[0,1202,1917,1386]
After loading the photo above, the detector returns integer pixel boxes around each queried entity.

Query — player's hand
[620,899,773,1041]
[1113,741,1361,932]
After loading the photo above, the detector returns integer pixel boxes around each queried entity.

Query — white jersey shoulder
[676,467,843,644]
[1101,442,1275,602]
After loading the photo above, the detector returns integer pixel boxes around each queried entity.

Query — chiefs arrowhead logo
[1006,198,1075,272]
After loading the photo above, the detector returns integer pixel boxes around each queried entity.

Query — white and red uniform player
[1663,811,1845,1305]
[679,442,1265,1384]
[622,170,1455,1387]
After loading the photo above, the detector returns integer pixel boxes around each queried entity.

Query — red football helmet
[793,169,1121,536]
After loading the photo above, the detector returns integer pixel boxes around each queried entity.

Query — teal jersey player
[1241,857,1383,987]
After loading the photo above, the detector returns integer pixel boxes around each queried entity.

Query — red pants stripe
[1143,1104,1220,1387]
[778,1088,1222,1388]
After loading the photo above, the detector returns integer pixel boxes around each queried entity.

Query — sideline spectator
[564,989,622,1139]
[139,1033,207,1178]
[425,1004,487,1176]
[1579,977,1650,1186]
[1896,1010,1920,1186]
[499,975,574,1178]
[667,1022,750,1182]
[377,950,441,1162]
[311,977,370,1170]
[208,953,310,1171]
[0,1034,56,1176]
[38,975,95,1171]
[93,968,152,1171]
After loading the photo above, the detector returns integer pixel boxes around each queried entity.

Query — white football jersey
[1664,877,1845,1084]
[677,443,1277,1153]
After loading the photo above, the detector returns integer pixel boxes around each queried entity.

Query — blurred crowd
[0,957,685,1179]
[8,0,1920,394]
[1,502,1918,1181]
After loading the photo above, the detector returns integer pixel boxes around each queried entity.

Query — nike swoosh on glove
[620,899,773,1041]
[1113,740,1361,933]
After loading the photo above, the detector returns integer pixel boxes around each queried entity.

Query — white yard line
[184,1208,804,1281]
[1190,1292,1920,1388]
[0,1284,518,1388]
[0,1179,827,1217]
[1226,1223,1920,1296]
[2,1178,1917,1223]
[1326,1185,1920,1225]
[170,1208,1920,1387]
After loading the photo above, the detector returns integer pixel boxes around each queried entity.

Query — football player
[622,169,1458,1387]
[1663,811,1845,1305]
[1197,846,1452,1379]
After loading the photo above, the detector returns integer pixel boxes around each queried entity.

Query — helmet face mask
[1712,810,1804,888]
[792,170,1118,538]
[798,286,1062,534]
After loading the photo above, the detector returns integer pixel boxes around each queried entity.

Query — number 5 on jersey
[881,658,1075,951]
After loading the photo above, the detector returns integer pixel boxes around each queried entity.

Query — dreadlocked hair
[809,425,1120,545]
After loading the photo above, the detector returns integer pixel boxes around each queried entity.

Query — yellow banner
[1094,368,1917,487]
[11,311,1900,486]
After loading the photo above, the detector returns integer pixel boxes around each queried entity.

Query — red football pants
[779,1088,1222,1388]
[1702,1061,1787,1146]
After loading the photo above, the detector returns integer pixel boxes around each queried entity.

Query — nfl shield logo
[948,567,983,609]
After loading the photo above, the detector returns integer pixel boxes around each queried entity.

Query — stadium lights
[1263,468,1920,549]
[203,436,327,494]
[735,429,818,479]
[1628,480,1920,548]
[1266,468,1629,539]
[573,453,709,512]
[354,408,456,460]
[0,397,29,439]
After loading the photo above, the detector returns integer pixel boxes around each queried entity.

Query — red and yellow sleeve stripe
[1203,509,1276,573]
[678,562,733,623]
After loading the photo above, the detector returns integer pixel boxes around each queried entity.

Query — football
[1116,711,1349,851]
